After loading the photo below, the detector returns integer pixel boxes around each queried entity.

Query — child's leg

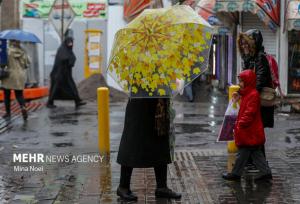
[232,147,251,176]
[251,148,272,176]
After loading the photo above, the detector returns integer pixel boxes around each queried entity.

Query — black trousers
[120,165,167,189]
[232,147,271,176]
[3,89,26,115]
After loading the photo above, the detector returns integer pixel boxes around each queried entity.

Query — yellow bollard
[98,87,110,159]
[227,85,240,153]
[227,153,237,173]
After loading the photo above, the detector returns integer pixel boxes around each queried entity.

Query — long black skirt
[117,98,171,168]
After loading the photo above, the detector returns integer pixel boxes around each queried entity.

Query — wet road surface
[0,86,300,203]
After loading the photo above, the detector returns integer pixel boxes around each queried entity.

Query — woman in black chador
[116,98,181,202]
[47,30,86,108]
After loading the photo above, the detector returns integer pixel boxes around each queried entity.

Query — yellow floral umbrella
[108,5,212,97]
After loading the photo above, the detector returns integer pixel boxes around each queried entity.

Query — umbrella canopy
[108,5,213,98]
[195,0,279,31]
[124,0,152,21]
[0,29,42,43]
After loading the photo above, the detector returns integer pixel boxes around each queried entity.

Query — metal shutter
[242,12,277,57]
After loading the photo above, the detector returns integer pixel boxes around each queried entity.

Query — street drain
[51,132,69,137]
[53,143,73,147]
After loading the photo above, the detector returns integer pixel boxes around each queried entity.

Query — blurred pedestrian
[47,29,86,108]
[116,98,181,202]
[222,70,272,181]
[184,83,194,102]
[1,40,29,120]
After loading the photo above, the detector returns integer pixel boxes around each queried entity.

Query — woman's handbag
[260,87,276,107]
[0,66,9,80]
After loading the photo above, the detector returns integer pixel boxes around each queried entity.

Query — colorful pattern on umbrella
[195,0,280,31]
[124,0,152,21]
[109,5,212,98]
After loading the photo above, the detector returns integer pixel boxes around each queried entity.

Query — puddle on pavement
[183,113,223,118]
[52,119,78,125]
[295,136,300,142]
[175,123,211,133]
[53,142,73,147]
[286,128,300,134]
[51,132,69,137]
[13,194,37,203]
[228,180,273,203]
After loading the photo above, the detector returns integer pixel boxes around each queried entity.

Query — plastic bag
[217,100,240,142]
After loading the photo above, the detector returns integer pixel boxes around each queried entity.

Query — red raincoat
[234,70,265,147]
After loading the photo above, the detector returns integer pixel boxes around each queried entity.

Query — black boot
[47,101,56,109]
[21,107,28,121]
[2,113,11,120]
[117,187,138,202]
[155,187,182,199]
[75,100,86,108]
[255,174,272,182]
[222,173,241,181]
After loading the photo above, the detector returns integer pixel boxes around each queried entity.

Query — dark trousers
[3,89,26,115]
[120,165,167,189]
[232,147,271,176]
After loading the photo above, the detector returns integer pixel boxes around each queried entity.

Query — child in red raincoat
[222,70,272,181]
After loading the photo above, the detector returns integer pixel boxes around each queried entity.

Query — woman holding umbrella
[1,39,29,120]
[109,5,213,202]
[0,29,42,120]
[117,98,181,201]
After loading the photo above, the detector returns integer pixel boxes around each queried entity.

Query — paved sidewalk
[0,91,300,203]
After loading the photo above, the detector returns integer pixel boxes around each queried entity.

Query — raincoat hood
[238,69,256,95]
[238,29,264,57]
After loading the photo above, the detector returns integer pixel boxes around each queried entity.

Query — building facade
[190,0,300,96]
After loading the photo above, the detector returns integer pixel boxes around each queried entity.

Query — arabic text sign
[22,0,107,19]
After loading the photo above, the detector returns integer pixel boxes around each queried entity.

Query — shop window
[288,31,300,93]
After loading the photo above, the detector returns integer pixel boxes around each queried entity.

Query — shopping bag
[217,100,239,142]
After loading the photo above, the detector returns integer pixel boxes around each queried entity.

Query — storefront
[194,0,280,90]
[287,0,300,94]
[194,0,240,88]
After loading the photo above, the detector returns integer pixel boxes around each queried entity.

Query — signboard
[49,0,75,39]
[84,30,102,78]
[22,0,107,19]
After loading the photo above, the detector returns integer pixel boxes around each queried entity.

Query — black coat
[48,38,80,101]
[117,98,172,168]
[243,51,274,128]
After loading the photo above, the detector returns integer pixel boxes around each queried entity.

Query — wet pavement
[0,84,300,203]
